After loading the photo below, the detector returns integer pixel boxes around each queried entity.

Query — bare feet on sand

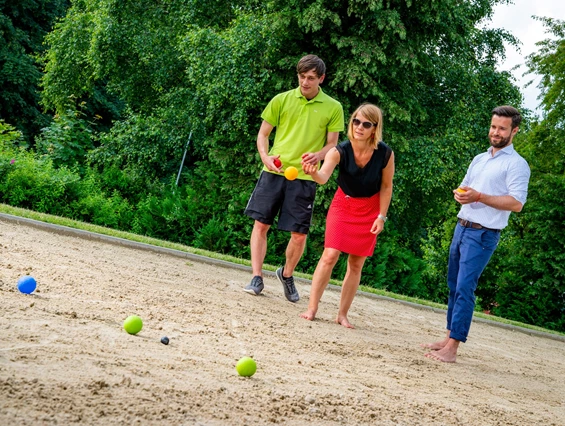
[300,311,355,329]
[423,338,459,363]
[336,316,355,329]
[420,338,449,351]
[299,309,317,321]
[424,347,457,363]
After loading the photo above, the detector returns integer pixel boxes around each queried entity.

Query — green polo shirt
[261,87,344,181]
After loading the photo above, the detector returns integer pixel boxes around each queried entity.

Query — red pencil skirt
[324,187,381,257]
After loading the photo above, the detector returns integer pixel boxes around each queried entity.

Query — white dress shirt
[458,144,530,230]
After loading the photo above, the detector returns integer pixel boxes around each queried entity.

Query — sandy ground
[1,218,564,426]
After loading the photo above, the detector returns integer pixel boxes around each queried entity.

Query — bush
[490,174,565,331]
[35,106,96,173]
[133,186,200,244]
[0,152,79,215]
[70,189,135,230]
[193,216,235,254]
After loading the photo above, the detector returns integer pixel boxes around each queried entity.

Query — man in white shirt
[423,105,531,362]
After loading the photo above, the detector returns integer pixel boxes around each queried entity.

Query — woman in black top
[300,103,395,328]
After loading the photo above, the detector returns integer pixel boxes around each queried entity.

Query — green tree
[0,120,24,181]
[486,18,565,331]
[38,0,523,296]
[35,103,96,173]
[526,17,565,132]
[0,0,69,141]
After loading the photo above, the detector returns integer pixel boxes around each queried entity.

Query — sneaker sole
[243,288,261,296]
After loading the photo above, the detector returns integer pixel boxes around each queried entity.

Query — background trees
[1,1,562,330]
[0,0,69,142]
[486,17,565,330]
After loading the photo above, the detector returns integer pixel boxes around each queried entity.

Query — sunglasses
[352,118,376,129]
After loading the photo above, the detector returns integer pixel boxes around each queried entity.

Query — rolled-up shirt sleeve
[507,157,530,206]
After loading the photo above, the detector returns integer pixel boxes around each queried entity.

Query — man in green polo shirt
[244,54,344,302]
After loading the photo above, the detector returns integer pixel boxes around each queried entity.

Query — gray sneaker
[244,276,264,295]
[276,267,299,302]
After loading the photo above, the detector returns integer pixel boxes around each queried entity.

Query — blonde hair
[347,103,383,149]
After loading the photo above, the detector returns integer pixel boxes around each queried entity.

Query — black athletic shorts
[244,171,317,234]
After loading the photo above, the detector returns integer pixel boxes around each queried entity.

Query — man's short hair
[492,105,522,129]
[297,55,326,77]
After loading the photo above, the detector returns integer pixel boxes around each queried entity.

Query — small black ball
[161,336,169,345]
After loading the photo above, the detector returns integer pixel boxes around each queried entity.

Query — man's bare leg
[421,330,451,350]
[425,338,460,363]
[336,254,366,329]
[300,248,341,321]
[282,232,307,278]
[250,221,270,277]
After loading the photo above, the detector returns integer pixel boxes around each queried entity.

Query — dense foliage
[1,1,563,331]
[0,0,69,141]
[487,17,565,331]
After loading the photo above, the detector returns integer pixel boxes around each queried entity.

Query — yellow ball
[284,166,298,181]
[236,356,257,377]
[123,315,143,335]
[456,188,466,193]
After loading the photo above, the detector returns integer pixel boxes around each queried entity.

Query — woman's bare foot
[299,309,317,321]
[336,316,355,329]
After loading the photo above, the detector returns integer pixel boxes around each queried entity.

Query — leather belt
[458,218,501,233]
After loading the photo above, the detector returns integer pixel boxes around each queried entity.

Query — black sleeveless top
[335,140,392,197]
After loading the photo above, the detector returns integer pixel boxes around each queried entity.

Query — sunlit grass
[1,203,563,339]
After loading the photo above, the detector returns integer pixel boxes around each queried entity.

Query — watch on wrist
[378,214,387,223]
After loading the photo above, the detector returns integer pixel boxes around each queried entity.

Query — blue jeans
[446,223,500,342]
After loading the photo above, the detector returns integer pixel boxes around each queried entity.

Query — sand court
[1,217,564,425]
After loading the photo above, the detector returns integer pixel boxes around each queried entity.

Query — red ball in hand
[273,158,282,168]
